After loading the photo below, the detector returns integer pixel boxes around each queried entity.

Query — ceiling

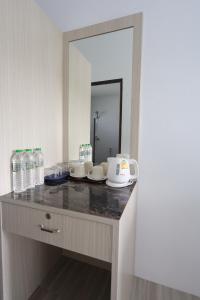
[34,0,139,32]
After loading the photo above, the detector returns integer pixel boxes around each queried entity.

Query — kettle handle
[129,159,139,180]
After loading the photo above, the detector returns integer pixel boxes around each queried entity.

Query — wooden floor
[29,256,111,300]
[132,276,200,300]
[29,255,200,300]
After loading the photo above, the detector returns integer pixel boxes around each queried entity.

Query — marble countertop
[0,180,136,220]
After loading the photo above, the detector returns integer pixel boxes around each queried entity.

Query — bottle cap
[15,149,23,153]
[34,148,41,151]
[25,149,33,152]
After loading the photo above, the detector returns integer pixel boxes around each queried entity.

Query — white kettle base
[106,180,133,188]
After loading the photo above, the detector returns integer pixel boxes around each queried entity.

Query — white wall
[0,0,63,195]
[73,29,133,154]
[35,0,200,297]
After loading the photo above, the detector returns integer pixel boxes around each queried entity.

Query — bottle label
[26,161,35,170]
[12,162,26,172]
[12,163,20,172]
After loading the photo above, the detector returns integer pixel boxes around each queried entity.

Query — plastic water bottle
[88,144,92,162]
[84,144,87,161]
[79,144,85,161]
[85,144,92,162]
[79,144,92,161]
[11,150,26,193]
[24,149,35,189]
[84,144,88,161]
[33,148,44,185]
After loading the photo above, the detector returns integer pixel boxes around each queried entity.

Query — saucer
[87,175,107,182]
[106,180,133,188]
[70,174,86,179]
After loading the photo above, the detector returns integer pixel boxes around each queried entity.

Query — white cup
[69,161,86,178]
[89,165,104,180]
[100,162,108,176]
[84,161,93,174]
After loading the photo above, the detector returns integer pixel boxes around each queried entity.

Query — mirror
[68,28,134,163]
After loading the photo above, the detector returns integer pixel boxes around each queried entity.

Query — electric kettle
[106,156,139,188]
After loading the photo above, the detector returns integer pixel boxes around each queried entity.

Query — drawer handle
[39,224,61,234]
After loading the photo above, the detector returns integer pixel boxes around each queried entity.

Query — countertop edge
[0,197,117,226]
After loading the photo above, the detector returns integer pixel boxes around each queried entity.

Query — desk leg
[111,187,137,300]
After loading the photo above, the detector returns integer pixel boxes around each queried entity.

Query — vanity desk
[0,181,137,300]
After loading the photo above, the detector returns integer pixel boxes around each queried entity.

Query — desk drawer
[2,203,112,262]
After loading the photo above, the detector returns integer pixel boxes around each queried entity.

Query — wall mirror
[63,14,142,163]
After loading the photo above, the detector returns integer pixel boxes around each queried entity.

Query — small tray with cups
[44,161,108,185]
[44,163,70,185]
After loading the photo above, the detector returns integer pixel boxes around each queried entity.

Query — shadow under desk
[0,181,137,300]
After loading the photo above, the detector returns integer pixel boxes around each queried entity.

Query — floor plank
[29,256,111,300]
[28,255,200,300]
[132,276,200,300]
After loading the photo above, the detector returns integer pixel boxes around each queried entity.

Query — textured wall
[34,0,200,297]
[0,0,63,195]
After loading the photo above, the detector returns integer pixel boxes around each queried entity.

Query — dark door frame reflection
[91,78,123,163]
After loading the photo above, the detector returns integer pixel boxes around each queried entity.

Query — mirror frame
[63,13,143,161]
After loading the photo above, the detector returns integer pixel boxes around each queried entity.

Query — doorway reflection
[91,79,122,164]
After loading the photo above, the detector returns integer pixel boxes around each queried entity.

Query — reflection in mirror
[68,28,133,163]
[91,80,122,164]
